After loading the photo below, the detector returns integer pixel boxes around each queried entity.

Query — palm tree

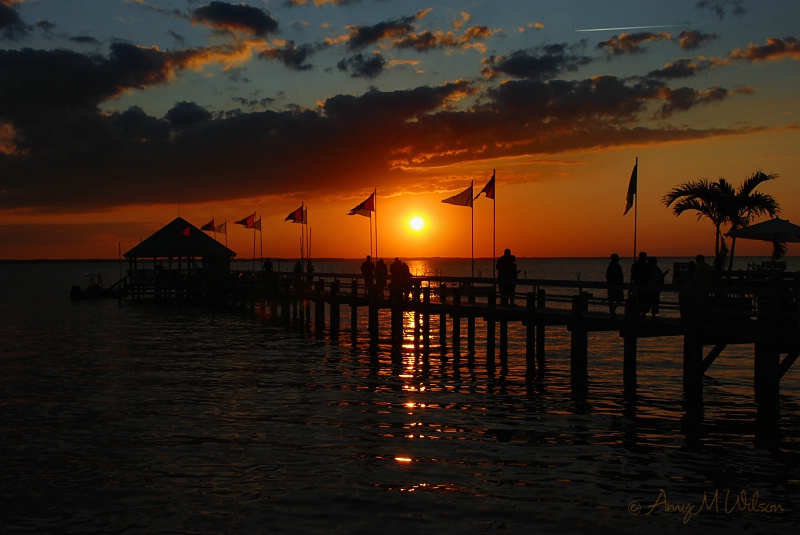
[662,171,780,269]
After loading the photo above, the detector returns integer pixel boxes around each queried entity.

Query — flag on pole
[285,205,304,223]
[215,221,227,234]
[442,183,474,207]
[254,217,262,231]
[474,170,495,200]
[235,213,257,228]
[348,192,376,217]
[201,219,215,231]
[624,159,638,215]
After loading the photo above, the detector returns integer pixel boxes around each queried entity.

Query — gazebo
[124,217,236,298]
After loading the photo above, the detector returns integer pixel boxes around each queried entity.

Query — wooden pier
[122,266,800,439]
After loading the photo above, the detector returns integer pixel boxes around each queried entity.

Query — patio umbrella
[729,218,800,243]
[729,218,800,260]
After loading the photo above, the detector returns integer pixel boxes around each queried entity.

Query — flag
[180,226,191,237]
[624,159,637,215]
[215,221,227,234]
[442,183,474,207]
[475,170,495,200]
[348,192,375,217]
[201,219,215,231]
[293,207,307,225]
[285,205,304,223]
[235,213,256,228]
[254,217,262,231]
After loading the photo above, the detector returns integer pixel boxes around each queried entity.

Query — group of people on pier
[360,255,412,300]
[606,251,714,319]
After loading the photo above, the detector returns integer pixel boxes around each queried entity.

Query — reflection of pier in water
[244,270,799,441]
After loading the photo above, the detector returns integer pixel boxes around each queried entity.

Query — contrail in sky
[576,24,683,32]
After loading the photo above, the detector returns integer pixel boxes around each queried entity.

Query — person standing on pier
[496,248,518,305]
[605,253,624,317]
[647,256,667,320]
[360,255,375,297]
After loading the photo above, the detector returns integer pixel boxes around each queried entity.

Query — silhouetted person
[293,259,303,289]
[374,258,388,299]
[647,257,667,320]
[690,254,714,316]
[263,258,273,272]
[389,257,403,300]
[630,252,650,318]
[496,248,518,305]
[605,253,624,316]
[306,260,314,285]
[360,255,375,296]
[400,261,412,300]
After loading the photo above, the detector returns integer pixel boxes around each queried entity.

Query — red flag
[201,219,215,231]
[180,226,191,237]
[624,159,638,215]
[442,183,474,207]
[254,217,262,231]
[285,205,304,223]
[235,213,256,228]
[348,192,375,217]
[474,170,495,200]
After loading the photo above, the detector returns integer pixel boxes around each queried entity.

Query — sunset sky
[1,0,798,260]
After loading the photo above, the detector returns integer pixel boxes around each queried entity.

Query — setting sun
[409,216,425,232]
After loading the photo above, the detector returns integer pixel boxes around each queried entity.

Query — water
[2,258,799,534]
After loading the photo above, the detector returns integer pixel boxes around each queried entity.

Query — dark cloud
[70,35,101,45]
[345,12,422,50]
[0,1,28,40]
[678,30,717,50]
[597,32,673,55]
[696,0,746,19]
[647,58,721,79]
[166,102,213,129]
[0,39,749,213]
[393,25,495,52]
[259,41,319,71]
[656,85,733,118]
[481,43,591,80]
[730,37,800,61]
[337,52,386,78]
[191,1,279,37]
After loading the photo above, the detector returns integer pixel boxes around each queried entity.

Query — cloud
[337,52,386,78]
[730,37,800,62]
[481,43,591,80]
[345,9,429,50]
[597,32,673,55]
[678,30,718,50]
[259,40,320,70]
[0,38,753,213]
[695,0,746,19]
[191,1,279,37]
[0,0,28,40]
[646,57,727,79]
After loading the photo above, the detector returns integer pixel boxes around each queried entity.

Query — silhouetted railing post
[755,314,780,435]
[525,292,536,381]
[486,286,496,373]
[536,289,546,369]
[350,279,358,342]
[467,287,476,354]
[623,296,637,395]
[452,287,462,357]
[315,279,325,336]
[369,292,379,350]
[330,279,340,339]
[570,292,588,379]
[422,286,431,354]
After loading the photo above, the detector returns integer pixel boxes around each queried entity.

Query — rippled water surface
[2,259,799,534]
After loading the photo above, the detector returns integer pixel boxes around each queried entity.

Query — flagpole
[301,202,305,264]
[252,213,257,271]
[633,157,638,259]
[493,169,496,282]
[373,188,378,258]
[471,180,474,278]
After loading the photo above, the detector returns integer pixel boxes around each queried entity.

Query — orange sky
[1,1,799,260]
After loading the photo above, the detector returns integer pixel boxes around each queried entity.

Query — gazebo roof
[124,217,236,259]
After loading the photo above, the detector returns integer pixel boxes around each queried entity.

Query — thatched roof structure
[124,217,236,260]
